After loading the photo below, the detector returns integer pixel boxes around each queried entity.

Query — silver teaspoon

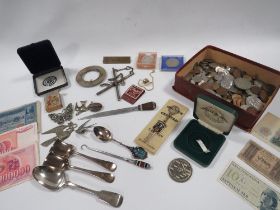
[93,126,148,160]
[43,153,115,183]
[51,140,117,172]
[32,166,123,208]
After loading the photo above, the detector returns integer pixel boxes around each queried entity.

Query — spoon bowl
[32,166,123,207]
[33,166,66,191]
[93,126,148,160]
[93,126,112,142]
[51,141,75,158]
[43,153,115,183]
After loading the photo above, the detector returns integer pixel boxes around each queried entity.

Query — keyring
[76,66,107,87]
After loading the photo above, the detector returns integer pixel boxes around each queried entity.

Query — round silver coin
[168,158,192,183]
[246,95,263,111]
[221,74,234,89]
[234,77,252,90]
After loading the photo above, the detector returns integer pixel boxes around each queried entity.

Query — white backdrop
[0,1,280,210]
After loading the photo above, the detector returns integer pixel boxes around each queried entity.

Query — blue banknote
[0,102,40,134]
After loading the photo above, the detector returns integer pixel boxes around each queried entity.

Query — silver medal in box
[17,40,68,96]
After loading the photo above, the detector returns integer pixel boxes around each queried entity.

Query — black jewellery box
[174,95,238,167]
[17,40,68,96]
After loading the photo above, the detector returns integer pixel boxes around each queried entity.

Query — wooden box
[173,46,280,131]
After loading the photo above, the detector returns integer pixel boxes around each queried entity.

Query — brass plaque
[103,56,131,64]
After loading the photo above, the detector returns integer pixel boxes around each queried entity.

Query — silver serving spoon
[32,166,123,208]
[93,126,148,160]
[50,141,117,172]
[43,153,115,183]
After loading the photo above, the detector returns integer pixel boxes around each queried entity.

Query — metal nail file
[78,102,156,120]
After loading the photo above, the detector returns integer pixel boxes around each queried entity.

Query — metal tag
[103,56,131,64]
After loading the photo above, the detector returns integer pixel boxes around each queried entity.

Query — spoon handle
[75,152,117,172]
[69,165,115,183]
[66,181,123,208]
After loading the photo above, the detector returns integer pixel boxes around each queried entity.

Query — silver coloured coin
[246,96,263,111]
[234,77,252,90]
[221,74,234,89]
[168,158,192,183]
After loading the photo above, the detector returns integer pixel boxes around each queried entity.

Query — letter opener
[78,102,156,120]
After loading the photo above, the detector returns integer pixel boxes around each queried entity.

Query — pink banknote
[0,130,17,154]
[0,123,37,155]
[0,144,38,191]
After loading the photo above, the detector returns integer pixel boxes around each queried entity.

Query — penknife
[79,102,156,120]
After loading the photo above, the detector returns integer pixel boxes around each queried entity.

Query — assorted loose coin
[183,59,276,114]
[168,158,192,183]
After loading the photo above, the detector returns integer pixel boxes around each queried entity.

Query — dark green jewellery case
[174,95,238,167]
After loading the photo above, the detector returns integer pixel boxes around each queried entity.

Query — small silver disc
[168,158,192,183]
[221,74,234,89]
[246,95,263,111]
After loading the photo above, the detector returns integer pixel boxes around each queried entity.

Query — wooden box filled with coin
[17,40,68,96]
[173,45,280,131]
[173,95,238,167]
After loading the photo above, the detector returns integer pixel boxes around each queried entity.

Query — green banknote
[219,161,280,210]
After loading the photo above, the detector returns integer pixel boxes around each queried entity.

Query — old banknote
[238,140,280,187]
[252,112,280,152]
[0,123,38,155]
[0,144,39,191]
[0,101,41,134]
[219,161,280,210]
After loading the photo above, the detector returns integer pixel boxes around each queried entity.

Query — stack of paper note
[0,102,40,191]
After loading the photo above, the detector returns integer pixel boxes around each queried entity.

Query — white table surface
[0,1,280,210]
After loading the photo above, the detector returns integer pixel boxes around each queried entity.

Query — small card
[121,85,145,104]
[103,56,131,64]
[238,140,280,187]
[44,90,63,113]
[252,112,280,152]
[135,99,188,154]
[161,55,184,71]
[136,52,157,69]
